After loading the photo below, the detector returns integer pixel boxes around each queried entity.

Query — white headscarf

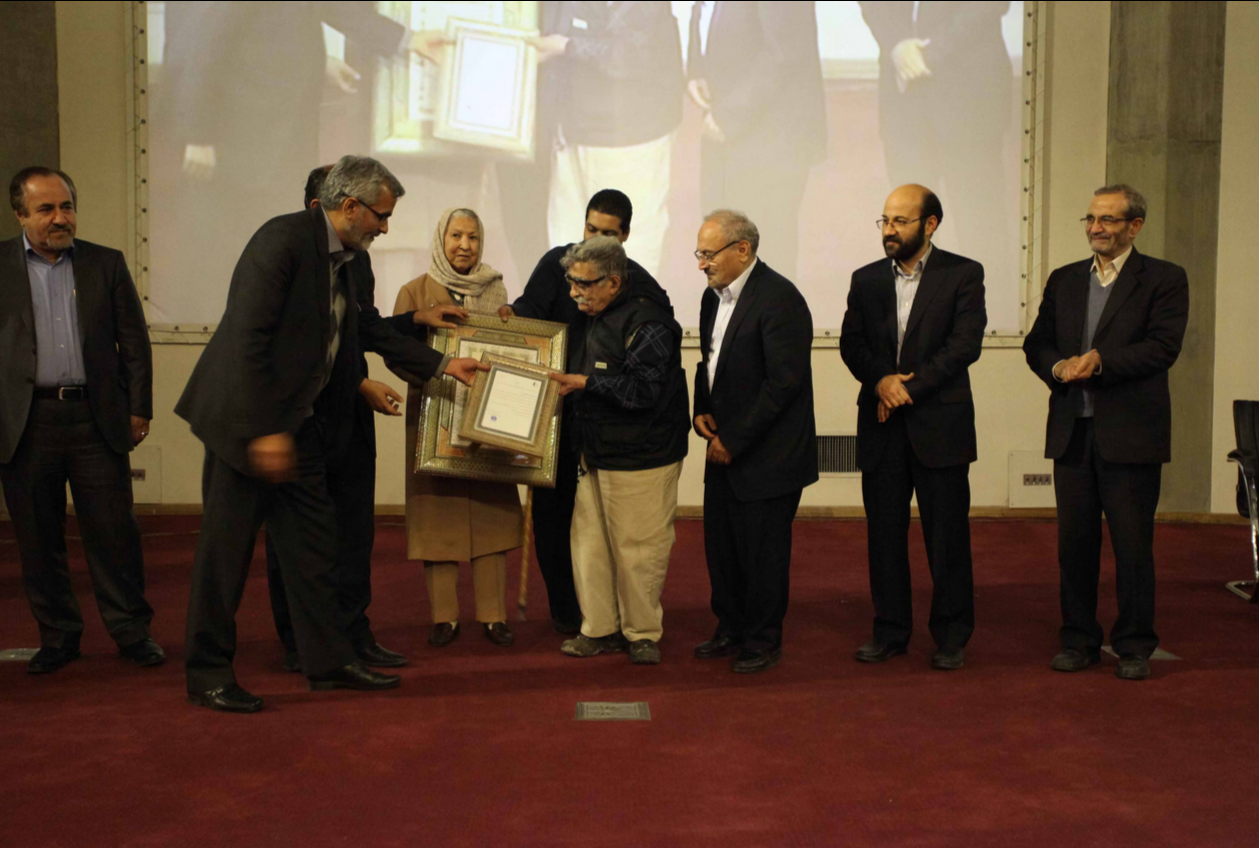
[427,207,506,313]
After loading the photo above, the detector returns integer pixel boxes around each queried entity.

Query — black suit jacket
[0,237,152,463]
[175,208,443,474]
[693,260,817,501]
[689,1,827,164]
[840,247,987,470]
[1023,248,1189,465]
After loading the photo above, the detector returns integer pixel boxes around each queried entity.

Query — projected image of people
[144,1,1026,335]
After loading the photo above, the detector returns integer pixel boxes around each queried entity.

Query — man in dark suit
[1023,184,1189,681]
[263,165,465,674]
[687,1,827,280]
[859,1,1017,291]
[176,156,483,713]
[840,184,987,671]
[498,189,666,634]
[1,166,164,674]
[692,210,817,674]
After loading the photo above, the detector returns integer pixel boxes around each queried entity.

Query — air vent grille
[818,434,859,474]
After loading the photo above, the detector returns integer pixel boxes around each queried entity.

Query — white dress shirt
[707,257,756,390]
[893,244,932,364]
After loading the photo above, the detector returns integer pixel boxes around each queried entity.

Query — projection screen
[141,1,1029,334]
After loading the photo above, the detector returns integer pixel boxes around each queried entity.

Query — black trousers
[1054,418,1161,658]
[703,464,802,653]
[701,137,812,281]
[0,398,152,651]
[530,426,581,626]
[861,416,974,650]
[264,413,377,654]
[184,416,356,691]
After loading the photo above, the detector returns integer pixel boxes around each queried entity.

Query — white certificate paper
[478,370,545,439]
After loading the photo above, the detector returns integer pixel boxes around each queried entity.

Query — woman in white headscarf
[391,208,523,648]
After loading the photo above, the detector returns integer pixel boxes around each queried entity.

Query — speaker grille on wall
[818,434,859,474]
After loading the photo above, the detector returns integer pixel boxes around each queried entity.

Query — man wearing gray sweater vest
[1023,184,1189,681]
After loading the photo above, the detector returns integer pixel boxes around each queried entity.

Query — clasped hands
[1052,350,1102,383]
[875,372,915,424]
[695,413,732,466]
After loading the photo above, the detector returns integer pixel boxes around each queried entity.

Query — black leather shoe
[119,638,166,667]
[732,648,782,674]
[931,647,965,671]
[1051,648,1101,672]
[483,621,515,647]
[1115,654,1151,681]
[308,661,401,691]
[27,645,81,675]
[283,651,302,674]
[355,642,408,668]
[429,622,460,648]
[551,618,581,636]
[694,633,741,659]
[188,684,264,714]
[855,641,908,663]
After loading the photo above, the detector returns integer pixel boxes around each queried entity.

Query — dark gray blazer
[1023,248,1189,465]
[0,236,152,463]
[175,207,444,475]
[840,247,987,471]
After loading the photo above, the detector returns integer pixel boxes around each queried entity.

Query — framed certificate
[433,18,539,156]
[461,354,560,456]
[416,313,567,487]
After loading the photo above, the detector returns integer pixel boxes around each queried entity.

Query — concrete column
[1107,0,1226,512]
[0,1,60,242]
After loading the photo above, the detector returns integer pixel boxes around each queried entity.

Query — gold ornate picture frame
[416,313,567,487]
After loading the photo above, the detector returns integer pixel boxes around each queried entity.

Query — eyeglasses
[355,198,392,222]
[1080,215,1133,227]
[693,241,740,262]
[876,217,923,230]
[565,273,607,291]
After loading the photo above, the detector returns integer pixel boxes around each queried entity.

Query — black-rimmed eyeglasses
[565,273,607,291]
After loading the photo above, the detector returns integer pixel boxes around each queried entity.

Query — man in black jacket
[176,156,483,712]
[687,1,827,279]
[1,167,164,674]
[693,210,817,674]
[498,189,660,634]
[263,166,465,674]
[549,236,689,665]
[1023,184,1189,681]
[840,184,986,671]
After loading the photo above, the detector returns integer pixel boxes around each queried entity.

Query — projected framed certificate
[416,313,567,487]
[461,354,560,457]
[433,19,538,155]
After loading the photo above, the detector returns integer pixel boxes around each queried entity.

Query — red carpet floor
[1,516,1257,848]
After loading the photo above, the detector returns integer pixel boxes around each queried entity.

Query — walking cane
[518,487,533,621]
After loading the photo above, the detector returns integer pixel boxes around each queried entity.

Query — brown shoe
[483,621,515,647]
[429,622,460,648]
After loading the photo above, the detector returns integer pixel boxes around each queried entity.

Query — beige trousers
[547,130,674,279]
[424,553,507,624]
[570,459,683,642]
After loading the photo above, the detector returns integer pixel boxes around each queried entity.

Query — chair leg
[1225,464,1259,602]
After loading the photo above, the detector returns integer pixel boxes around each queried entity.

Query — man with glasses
[176,155,485,712]
[546,236,690,664]
[499,189,670,635]
[692,210,817,674]
[840,184,987,671]
[1023,184,1189,681]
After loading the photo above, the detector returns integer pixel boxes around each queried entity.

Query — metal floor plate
[0,648,39,662]
[575,702,651,721]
